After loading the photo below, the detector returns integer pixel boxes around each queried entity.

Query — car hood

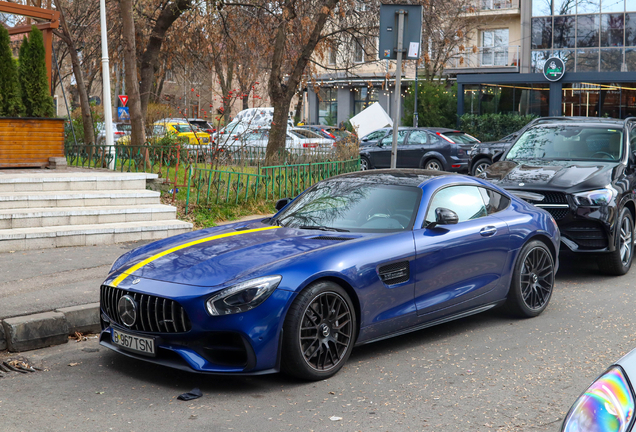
[482,159,618,192]
[108,222,368,287]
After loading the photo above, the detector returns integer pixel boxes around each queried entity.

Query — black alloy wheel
[598,207,634,275]
[424,158,442,171]
[281,281,356,380]
[360,156,370,171]
[505,240,555,317]
[471,158,491,176]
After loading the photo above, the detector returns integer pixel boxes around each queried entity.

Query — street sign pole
[413,59,419,127]
[390,10,405,169]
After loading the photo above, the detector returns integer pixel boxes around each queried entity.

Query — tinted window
[426,186,487,224]
[277,181,421,232]
[408,130,428,144]
[479,188,510,215]
[506,126,624,161]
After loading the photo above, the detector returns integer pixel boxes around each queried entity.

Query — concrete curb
[0,303,100,353]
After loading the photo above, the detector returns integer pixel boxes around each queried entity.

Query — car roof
[328,169,453,187]
[529,116,627,127]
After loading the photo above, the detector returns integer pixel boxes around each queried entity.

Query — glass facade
[531,0,636,71]
[463,84,550,116]
[562,82,636,117]
[318,88,337,124]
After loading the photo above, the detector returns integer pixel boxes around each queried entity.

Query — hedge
[459,113,538,142]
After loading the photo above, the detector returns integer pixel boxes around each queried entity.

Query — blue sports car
[99,169,560,380]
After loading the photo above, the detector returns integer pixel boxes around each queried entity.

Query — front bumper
[99,281,296,375]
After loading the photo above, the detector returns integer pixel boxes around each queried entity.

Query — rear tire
[505,240,555,318]
[281,281,356,381]
[597,207,634,275]
[471,158,491,176]
[424,158,443,171]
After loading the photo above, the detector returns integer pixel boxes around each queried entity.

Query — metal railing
[446,45,520,70]
[184,158,360,210]
[477,0,518,10]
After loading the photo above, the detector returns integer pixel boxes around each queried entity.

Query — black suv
[481,117,636,275]
[359,127,479,172]
[468,117,577,176]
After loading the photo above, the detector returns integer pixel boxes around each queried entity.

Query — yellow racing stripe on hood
[110,226,280,287]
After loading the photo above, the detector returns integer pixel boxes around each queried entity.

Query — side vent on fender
[378,261,410,285]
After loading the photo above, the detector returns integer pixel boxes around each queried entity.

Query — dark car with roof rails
[480,116,636,275]
[468,117,577,176]
[359,127,480,172]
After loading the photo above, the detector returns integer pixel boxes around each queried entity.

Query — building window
[533,0,552,16]
[532,17,553,48]
[329,46,337,65]
[578,0,600,14]
[602,0,625,12]
[463,84,550,116]
[602,13,625,46]
[531,50,551,72]
[554,0,575,15]
[165,69,174,82]
[353,87,378,114]
[481,29,509,66]
[354,41,364,63]
[554,16,576,47]
[318,88,337,125]
[577,48,600,70]
[578,14,600,47]
[601,47,624,70]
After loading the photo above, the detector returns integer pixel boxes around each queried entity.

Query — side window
[425,186,487,224]
[478,187,510,215]
[630,127,636,154]
[427,133,441,144]
[408,130,428,145]
[380,130,408,146]
[364,130,386,141]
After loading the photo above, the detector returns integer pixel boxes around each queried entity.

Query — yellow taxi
[153,121,210,145]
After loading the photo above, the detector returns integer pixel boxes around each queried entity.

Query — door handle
[480,226,497,237]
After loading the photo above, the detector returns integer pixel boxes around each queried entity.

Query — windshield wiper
[298,225,350,232]
[270,217,285,227]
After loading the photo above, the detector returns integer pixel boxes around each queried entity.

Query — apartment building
[451,0,636,119]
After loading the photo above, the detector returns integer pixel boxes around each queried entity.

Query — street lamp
[99,0,114,146]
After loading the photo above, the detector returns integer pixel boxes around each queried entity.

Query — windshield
[506,126,624,162]
[441,132,480,144]
[275,181,421,232]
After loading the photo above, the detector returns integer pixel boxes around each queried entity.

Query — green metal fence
[185,157,360,211]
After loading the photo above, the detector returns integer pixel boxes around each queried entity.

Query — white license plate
[112,329,156,357]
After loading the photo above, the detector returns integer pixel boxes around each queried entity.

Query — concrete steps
[0,171,192,251]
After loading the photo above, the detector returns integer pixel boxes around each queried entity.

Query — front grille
[562,221,608,250]
[100,285,191,333]
[525,190,568,205]
[545,208,570,220]
[378,261,410,285]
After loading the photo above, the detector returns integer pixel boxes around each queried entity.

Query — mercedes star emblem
[117,295,137,327]
[132,278,141,285]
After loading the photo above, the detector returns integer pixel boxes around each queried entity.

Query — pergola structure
[0,1,60,92]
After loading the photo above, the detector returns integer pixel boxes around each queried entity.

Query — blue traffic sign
[117,107,130,121]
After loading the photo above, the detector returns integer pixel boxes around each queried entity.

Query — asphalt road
[1,254,635,432]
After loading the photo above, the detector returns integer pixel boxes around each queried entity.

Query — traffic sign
[118,107,130,121]
[119,95,128,106]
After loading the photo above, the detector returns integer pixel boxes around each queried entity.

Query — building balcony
[445,46,520,74]
[461,0,520,16]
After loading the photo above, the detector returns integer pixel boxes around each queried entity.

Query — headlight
[206,275,282,316]
[573,188,615,206]
[562,366,635,432]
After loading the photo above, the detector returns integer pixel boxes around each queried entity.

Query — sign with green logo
[543,57,565,82]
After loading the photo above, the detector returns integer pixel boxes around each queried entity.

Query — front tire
[281,281,356,381]
[505,240,555,318]
[360,156,371,171]
[597,207,634,275]
[471,158,491,176]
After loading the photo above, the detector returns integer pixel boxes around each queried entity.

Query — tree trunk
[119,0,146,147]
[53,0,95,145]
[139,0,193,120]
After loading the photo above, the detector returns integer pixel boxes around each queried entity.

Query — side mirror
[275,197,292,211]
[435,207,459,225]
